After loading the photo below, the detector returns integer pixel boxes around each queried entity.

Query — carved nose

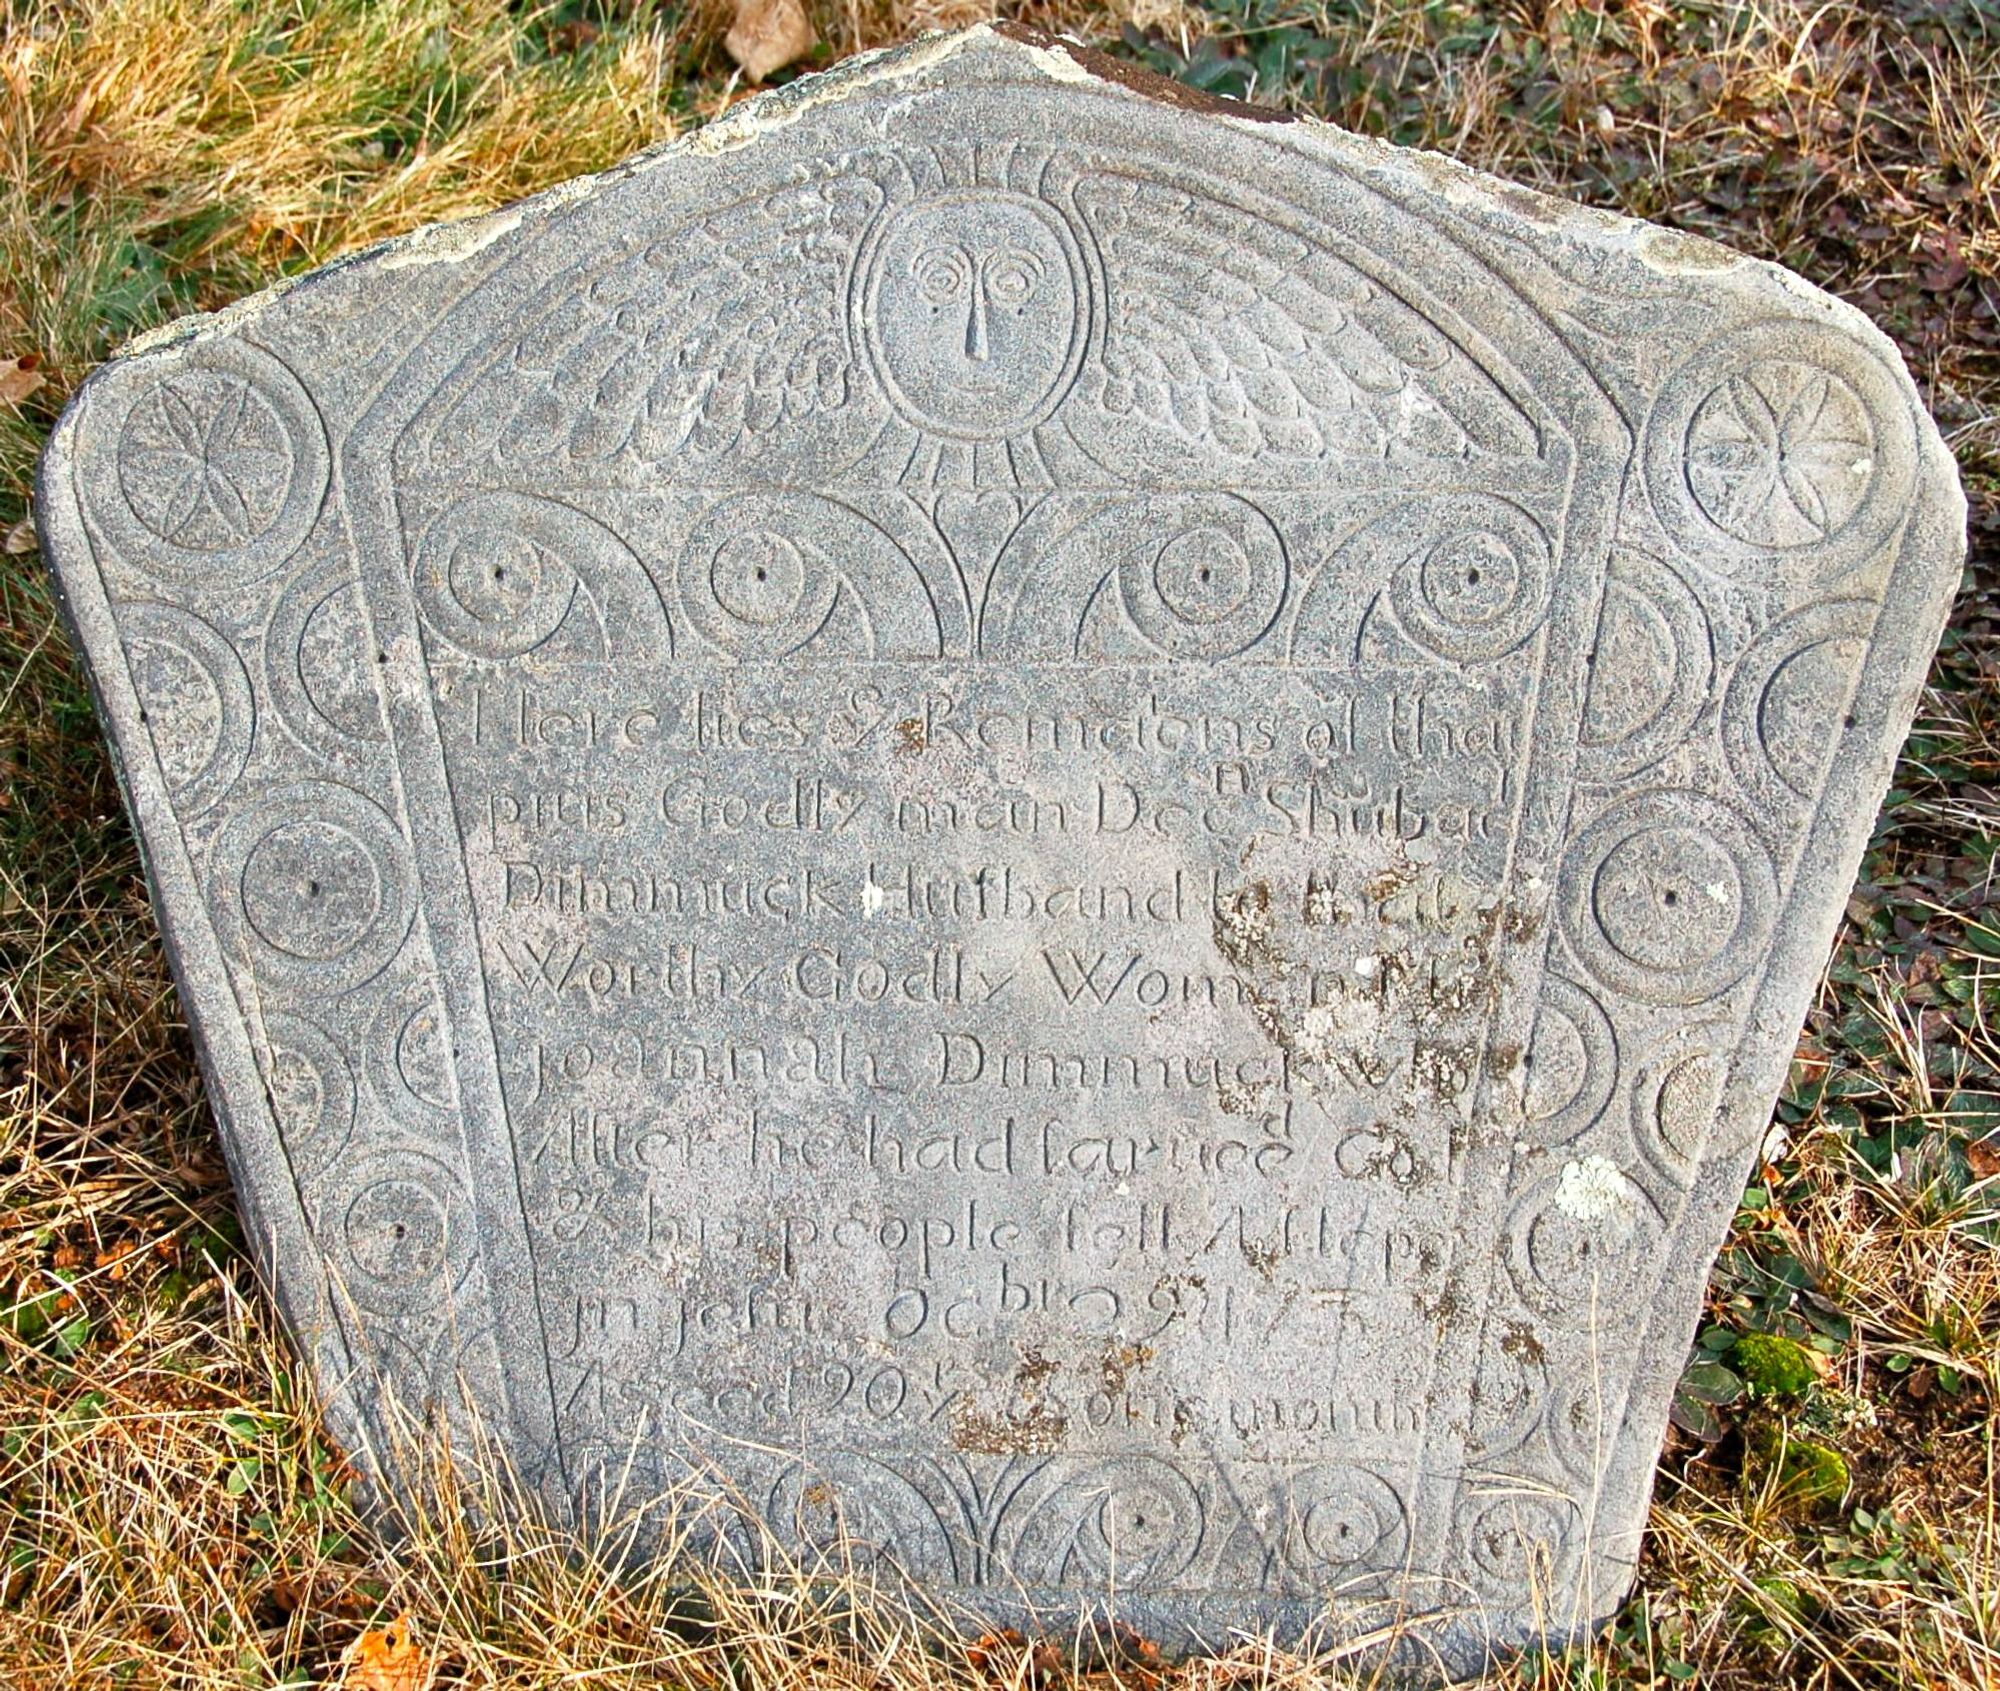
[963,287,990,363]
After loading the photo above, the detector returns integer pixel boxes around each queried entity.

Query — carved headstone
[38,25,1964,1675]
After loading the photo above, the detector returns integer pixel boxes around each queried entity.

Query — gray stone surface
[37,23,1966,1675]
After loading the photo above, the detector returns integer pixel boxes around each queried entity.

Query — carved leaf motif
[1074,174,1538,467]
[427,174,886,473]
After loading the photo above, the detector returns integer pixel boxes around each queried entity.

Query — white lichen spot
[861,880,885,917]
[1555,1154,1635,1222]
[1297,1005,1341,1065]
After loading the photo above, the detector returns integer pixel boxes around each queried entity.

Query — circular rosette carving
[769,1454,960,1579]
[1630,1019,1739,1179]
[1379,495,1553,664]
[1304,496,1551,667]
[1457,1487,1582,1598]
[1723,600,1875,816]
[343,1323,435,1422]
[118,602,254,818]
[416,494,575,658]
[254,1011,356,1184]
[1520,975,1617,1148]
[1644,319,1919,575]
[365,976,459,1131]
[1277,1466,1410,1581]
[210,782,415,1000]
[854,189,1090,442]
[1465,1324,1547,1457]
[1116,494,1289,660]
[676,492,946,661]
[566,1440,740,1551]
[1576,551,1714,782]
[320,1147,472,1317]
[1004,1456,1203,1587]
[88,339,328,581]
[567,1440,670,1523]
[1505,1162,1665,1319]
[1543,1369,1620,1488]
[414,491,666,661]
[1558,790,1777,1007]
[984,494,1286,660]
[425,1319,504,1441]
[264,552,389,766]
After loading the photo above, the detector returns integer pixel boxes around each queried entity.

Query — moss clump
[1751,1574,1809,1620]
[1750,1424,1851,1514]
[1740,1575,1813,1646]
[1777,1439,1850,1510]
[1736,1332,1817,1399]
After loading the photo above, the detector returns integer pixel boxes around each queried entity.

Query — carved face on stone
[857,191,1085,441]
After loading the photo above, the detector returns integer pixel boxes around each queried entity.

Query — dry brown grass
[2,0,1997,1686]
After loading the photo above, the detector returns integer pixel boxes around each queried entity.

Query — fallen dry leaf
[341,1614,435,1691]
[724,0,814,82]
[0,354,45,407]
[3,517,35,556]
[1967,1135,2000,1182]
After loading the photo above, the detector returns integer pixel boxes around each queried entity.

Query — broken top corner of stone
[37,23,1965,1685]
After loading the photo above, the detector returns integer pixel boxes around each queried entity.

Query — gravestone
[38,23,1964,1676]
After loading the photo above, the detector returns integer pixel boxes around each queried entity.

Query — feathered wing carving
[418,173,889,477]
[408,163,1545,486]
[1071,173,1540,469]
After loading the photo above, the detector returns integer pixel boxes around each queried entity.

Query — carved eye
[984,248,1043,307]
[911,246,971,305]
